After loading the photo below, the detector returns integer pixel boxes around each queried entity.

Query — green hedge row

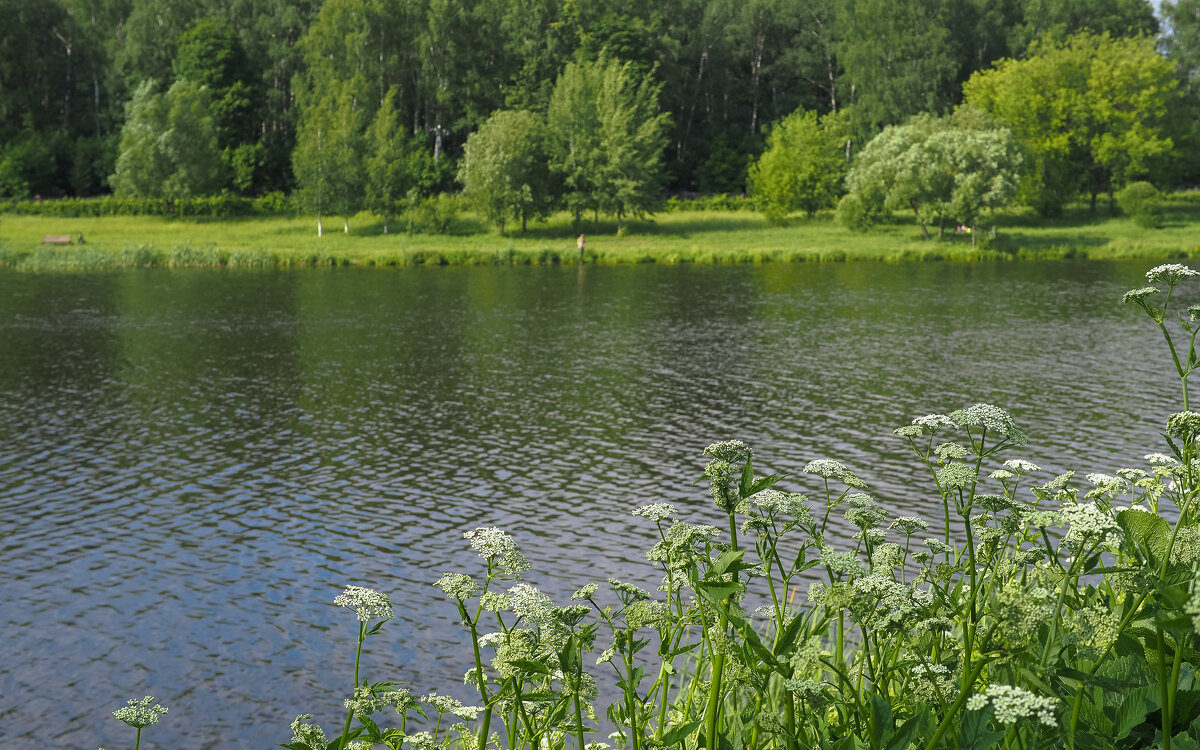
[0,192,297,218]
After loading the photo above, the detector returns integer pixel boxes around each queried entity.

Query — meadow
[3,194,1200,271]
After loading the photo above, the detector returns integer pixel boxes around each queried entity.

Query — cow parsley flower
[1167,411,1200,440]
[911,414,956,433]
[334,586,393,622]
[464,527,530,578]
[112,696,168,728]
[1060,502,1122,549]
[509,583,557,624]
[609,578,653,602]
[434,573,479,601]
[989,468,1014,480]
[704,440,750,463]
[890,516,929,534]
[289,714,326,750]
[909,663,958,705]
[1123,286,1161,306]
[423,692,481,721]
[934,442,971,461]
[632,503,676,523]
[967,685,1057,728]
[572,583,599,601]
[1004,459,1040,473]
[820,546,867,578]
[804,459,868,489]
[1146,263,1198,286]
[949,404,1025,439]
[893,425,924,438]
[938,462,978,491]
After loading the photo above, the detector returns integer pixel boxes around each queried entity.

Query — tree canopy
[964,32,1177,216]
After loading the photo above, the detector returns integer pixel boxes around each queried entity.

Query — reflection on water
[0,262,1177,748]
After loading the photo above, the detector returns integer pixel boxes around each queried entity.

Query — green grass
[3,193,1200,270]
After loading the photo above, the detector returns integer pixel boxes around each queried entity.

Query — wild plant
[105,696,167,750]
[270,264,1200,750]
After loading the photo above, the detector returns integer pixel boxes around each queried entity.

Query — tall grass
[6,196,1200,271]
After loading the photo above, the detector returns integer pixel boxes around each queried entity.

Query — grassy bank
[3,193,1200,270]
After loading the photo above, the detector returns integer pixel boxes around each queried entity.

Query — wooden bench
[42,235,74,245]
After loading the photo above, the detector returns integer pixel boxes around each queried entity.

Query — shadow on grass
[991,232,1110,256]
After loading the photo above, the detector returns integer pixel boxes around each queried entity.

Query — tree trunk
[616,210,622,235]
[344,215,350,233]
[938,215,945,240]
[318,212,323,237]
[971,223,977,249]
[521,213,527,234]
[384,214,389,234]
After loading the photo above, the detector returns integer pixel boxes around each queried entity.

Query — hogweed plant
[254,263,1200,750]
[104,696,167,750]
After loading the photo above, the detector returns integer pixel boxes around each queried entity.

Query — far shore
[2,198,1199,271]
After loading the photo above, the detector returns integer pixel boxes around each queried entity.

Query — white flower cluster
[889,516,929,535]
[1146,263,1198,286]
[749,489,812,522]
[937,462,978,491]
[1167,411,1200,439]
[820,546,867,579]
[850,573,931,629]
[949,404,1028,445]
[966,684,1057,728]
[1123,286,1161,307]
[704,440,750,462]
[464,527,530,578]
[1004,459,1041,473]
[803,459,868,489]
[434,573,479,601]
[898,414,956,436]
[909,663,957,705]
[289,714,326,750]
[334,585,393,622]
[112,696,168,729]
[632,503,676,523]
[423,691,482,721]
[934,442,971,461]
[1059,502,1122,550]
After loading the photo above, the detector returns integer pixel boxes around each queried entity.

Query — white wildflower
[949,404,1027,445]
[464,527,530,578]
[289,714,326,750]
[434,573,478,600]
[112,697,168,728]
[1004,459,1040,473]
[1146,263,1198,286]
[632,503,676,523]
[968,685,1057,728]
[334,586,393,622]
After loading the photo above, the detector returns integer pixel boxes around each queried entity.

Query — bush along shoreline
[101,264,1200,750]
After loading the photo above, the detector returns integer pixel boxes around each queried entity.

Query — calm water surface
[0,261,1179,748]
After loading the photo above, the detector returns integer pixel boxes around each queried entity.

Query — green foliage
[747,109,845,221]
[110,79,225,206]
[366,91,438,234]
[1117,181,1164,229]
[843,111,1022,240]
[964,32,1178,216]
[459,110,552,235]
[837,0,960,133]
[292,79,365,235]
[547,57,670,233]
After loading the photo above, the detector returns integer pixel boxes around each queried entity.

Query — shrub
[1117,181,1163,229]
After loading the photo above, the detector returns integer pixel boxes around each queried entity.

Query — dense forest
[1,0,1198,212]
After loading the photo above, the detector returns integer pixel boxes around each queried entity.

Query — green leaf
[957,704,1004,750]
[1117,509,1170,566]
[709,550,750,579]
[1113,683,1161,740]
[885,710,928,750]
[738,457,756,499]
[659,720,701,747]
[869,694,893,750]
[696,580,745,608]
[507,659,550,675]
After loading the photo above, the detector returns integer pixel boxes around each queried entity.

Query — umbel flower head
[1167,411,1200,440]
[1146,263,1199,287]
[334,585,393,622]
[112,696,168,728]
[464,527,530,578]
[966,684,1057,728]
[949,404,1027,445]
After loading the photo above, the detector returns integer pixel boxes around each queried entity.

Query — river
[0,261,1182,748]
